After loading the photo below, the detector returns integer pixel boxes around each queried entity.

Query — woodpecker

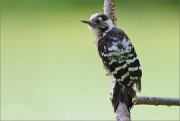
[81,13,142,118]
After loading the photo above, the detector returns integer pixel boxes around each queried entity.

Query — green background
[1,0,179,120]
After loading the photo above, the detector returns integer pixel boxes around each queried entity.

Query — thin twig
[103,0,117,26]
[136,96,180,106]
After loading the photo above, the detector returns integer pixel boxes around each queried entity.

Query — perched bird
[81,13,142,119]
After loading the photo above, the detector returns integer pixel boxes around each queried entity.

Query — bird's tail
[111,82,137,112]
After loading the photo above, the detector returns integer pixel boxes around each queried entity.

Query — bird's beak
[81,20,92,25]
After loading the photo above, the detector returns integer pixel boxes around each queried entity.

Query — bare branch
[116,102,131,121]
[136,96,180,106]
[103,0,117,26]
[103,0,180,120]
[104,1,130,121]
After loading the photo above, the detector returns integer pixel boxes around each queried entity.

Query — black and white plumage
[82,13,142,114]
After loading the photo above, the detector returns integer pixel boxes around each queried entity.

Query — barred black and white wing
[98,27,142,112]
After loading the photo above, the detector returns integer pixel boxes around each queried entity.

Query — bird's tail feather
[111,82,137,112]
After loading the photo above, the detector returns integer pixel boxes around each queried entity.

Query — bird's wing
[98,27,142,111]
[105,27,142,91]
[126,45,142,92]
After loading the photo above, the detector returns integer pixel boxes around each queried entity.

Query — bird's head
[81,13,114,36]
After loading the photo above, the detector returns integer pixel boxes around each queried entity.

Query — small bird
[81,13,142,120]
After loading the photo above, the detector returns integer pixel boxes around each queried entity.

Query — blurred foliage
[1,0,179,120]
